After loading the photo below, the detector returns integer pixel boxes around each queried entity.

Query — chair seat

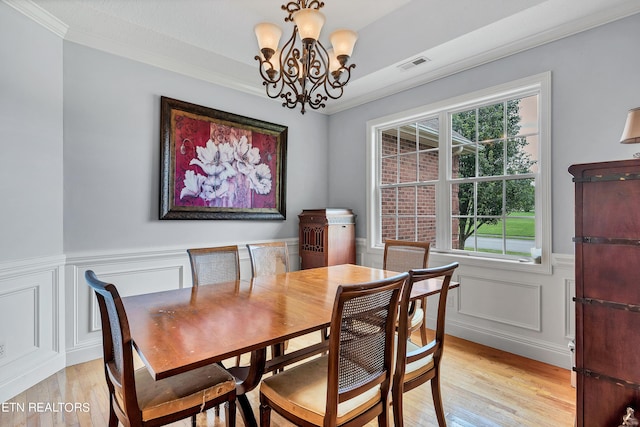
[127,363,236,422]
[260,356,381,426]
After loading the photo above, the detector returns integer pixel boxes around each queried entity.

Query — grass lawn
[475,211,535,239]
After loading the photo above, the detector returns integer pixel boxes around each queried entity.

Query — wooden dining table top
[123,263,457,381]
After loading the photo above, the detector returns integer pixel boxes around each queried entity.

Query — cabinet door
[581,376,640,427]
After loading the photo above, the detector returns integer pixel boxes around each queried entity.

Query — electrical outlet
[0,344,6,359]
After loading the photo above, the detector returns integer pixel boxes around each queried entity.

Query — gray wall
[62,43,329,254]
[0,2,64,262]
[328,12,640,254]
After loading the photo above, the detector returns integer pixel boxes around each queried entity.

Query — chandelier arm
[323,63,355,100]
[280,29,301,85]
[254,55,281,84]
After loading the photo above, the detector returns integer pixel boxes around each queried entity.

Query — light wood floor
[1,332,576,426]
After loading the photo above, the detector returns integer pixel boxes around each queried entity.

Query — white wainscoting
[0,240,575,402]
[64,239,300,366]
[359,240,577,369]
[0,255,66,403]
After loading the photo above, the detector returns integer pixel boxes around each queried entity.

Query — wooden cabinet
[570,159,640,427]
[298,209,356,269]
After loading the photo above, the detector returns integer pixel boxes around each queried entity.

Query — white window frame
[366,72,552,274]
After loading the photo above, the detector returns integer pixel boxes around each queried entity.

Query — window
[367,73,550,268]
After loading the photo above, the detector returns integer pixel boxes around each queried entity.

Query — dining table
[122,263,458,427]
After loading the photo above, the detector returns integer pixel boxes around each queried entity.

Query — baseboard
[0,352,65,403]
[65,341,102,367]
[445,320,573,369]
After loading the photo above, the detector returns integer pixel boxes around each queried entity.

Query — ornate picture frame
[160,97,287,220]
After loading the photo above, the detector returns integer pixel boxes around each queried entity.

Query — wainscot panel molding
[360,241,576,369]
[0,255,65,403]
[457,275,542,331]
[64,239,300,367]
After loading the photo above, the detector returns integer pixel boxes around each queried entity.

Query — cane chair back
[85,270,236,427]
[247,242,290,277]
[187,245,240,286]
[188,245,242,371]
[259,272,408,427]
[383,239,430,273]
[392,262,459,427]
[383,239,431,345]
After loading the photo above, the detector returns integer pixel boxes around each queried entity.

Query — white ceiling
[7,0,640,114]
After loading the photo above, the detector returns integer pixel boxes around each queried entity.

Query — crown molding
[2,0,67,38]
[7,0,639,116]
[64,27,266,100]
[324,4,640,115]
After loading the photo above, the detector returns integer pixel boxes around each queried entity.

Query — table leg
[228,348,267,427]
[237,394,257,427]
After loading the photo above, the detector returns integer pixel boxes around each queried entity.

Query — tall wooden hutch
[298,208,356,269]
[570,159,640,426]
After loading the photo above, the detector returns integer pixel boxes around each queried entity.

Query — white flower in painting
[200,176,230,201]
[180,170,205,199]
[249,163,272,195]
[190,140,235,179]
[233,136,261,175]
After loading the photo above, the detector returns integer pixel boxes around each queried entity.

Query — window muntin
[371,75,547,265]
[450,97,538,258]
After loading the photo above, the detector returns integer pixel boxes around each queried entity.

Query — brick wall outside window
[380,132,460,247]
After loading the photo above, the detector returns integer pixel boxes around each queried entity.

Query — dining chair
[85,270,237,427]
[258,272,409,427]
[383,239,431,345]
[392,262,459,427]
[246,241,290,277]
[187,245,242,389]
[246,242,291,366]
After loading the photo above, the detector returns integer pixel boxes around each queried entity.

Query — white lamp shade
[255,22,282,52]
[293,8,325,41]
[330,29,358,57]
[621,107,640,144]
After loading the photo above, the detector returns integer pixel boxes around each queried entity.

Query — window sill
[429,250,552,275]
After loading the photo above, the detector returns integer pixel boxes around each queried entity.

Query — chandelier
[254,1,357,114]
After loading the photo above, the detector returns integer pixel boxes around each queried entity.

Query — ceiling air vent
[398,56,430,71]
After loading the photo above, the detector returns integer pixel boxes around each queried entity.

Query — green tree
[452,100,536,250]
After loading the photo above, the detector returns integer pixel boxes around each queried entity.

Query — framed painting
[160,97,287,220]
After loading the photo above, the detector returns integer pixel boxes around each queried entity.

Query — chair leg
[214,404,220,416]
[321,327,329,341]
[108,397,118,427]
[226,399,237,427]
[431,373,447,426]
[271,343,285,373]
[378,401,390,427]
[259,403,271,427]
[191,413,197,427]
[392,384,403,427]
